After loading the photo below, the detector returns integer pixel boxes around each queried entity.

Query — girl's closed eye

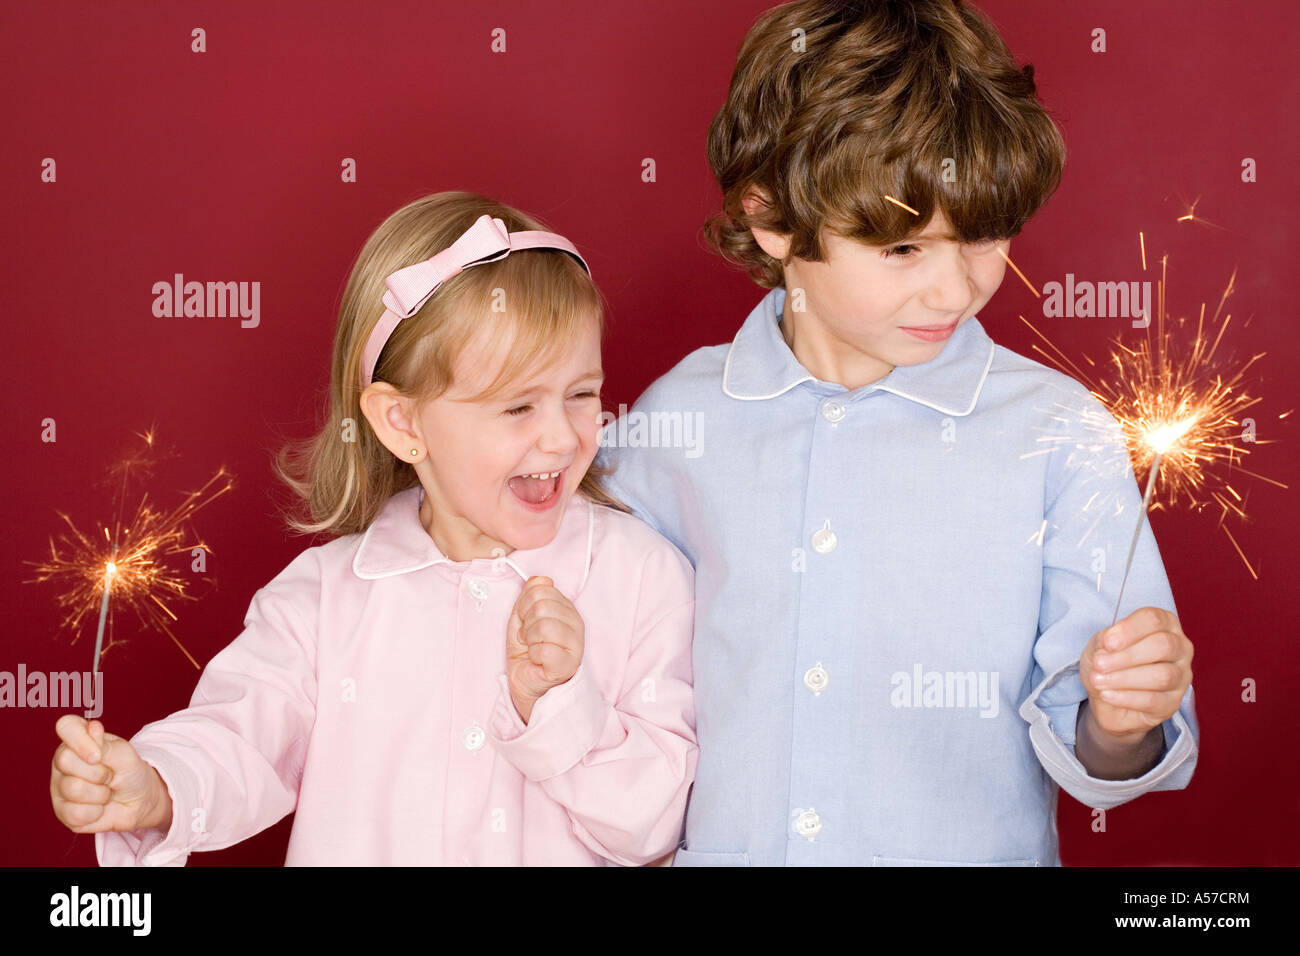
[504,391,599,416]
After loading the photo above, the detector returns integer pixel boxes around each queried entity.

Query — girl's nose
[537,401,581,455]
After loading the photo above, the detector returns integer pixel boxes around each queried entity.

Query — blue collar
[721,287,996,416]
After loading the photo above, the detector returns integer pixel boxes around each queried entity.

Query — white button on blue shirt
[810,521,837,554]
[794,809,822,840]
[804,664,829,695]
[597,286,1199,867]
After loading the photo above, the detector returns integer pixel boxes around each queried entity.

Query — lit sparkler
[24,429,235,694]
[1108,416,1194,625]
[1018,226,1286,614]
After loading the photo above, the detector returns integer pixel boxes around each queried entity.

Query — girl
[49,192,698,866]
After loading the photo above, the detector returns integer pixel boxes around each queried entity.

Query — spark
[24,432,235,672]
[1172,192,1229,233]
[1220,525,1258,580]
[882,195,919,216]
[1018,230,1285,584]
[1176,195,1201,223]
[997,246,1041,299]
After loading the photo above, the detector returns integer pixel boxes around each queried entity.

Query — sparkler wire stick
[86,561,114,718]
[1110,454,1162,627]
[85,459,131,716]
[92,563,115,674]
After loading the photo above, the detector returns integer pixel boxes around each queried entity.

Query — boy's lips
[899,319,959,342]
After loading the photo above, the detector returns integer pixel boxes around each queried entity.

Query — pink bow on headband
[361,213,592,387]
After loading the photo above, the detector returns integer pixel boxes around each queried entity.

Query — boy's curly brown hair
[704,0,1068,288]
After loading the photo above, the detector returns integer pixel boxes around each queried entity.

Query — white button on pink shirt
[95,484,698,866]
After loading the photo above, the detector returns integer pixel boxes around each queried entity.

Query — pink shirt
[96,486,698,866]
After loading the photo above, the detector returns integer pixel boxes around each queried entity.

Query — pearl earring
[410,448,420,457]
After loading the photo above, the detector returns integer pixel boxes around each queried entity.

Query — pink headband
[361,213,593,387]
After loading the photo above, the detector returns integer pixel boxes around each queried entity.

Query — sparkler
[1016,223,1287,616]
[24,429,235,713]
[1108,417,1194,625]
[885,194,1284,600]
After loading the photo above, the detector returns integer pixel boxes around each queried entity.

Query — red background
[4,1,1296,866]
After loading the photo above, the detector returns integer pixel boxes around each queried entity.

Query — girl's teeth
[522,471,560,479]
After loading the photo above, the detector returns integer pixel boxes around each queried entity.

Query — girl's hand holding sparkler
[50,714,173,835]
[1076,606,1194,775]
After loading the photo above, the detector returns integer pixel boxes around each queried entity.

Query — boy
[597,0,1197,866]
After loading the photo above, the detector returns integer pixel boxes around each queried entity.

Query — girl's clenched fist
[505,576,585,724]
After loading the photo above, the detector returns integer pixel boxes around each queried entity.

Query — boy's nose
[922,261,978,316]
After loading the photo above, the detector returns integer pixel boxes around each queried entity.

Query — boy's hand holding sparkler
[1076,607,1194,775]
[50,714,173,835]
[1021,253,1268,780]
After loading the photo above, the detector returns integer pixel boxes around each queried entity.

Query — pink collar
[351,484,596,600]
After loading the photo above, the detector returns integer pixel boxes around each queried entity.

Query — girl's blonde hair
[273,191,627,539]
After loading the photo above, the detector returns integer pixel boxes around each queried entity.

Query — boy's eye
[883,244,919,259]
[883,238,1002,259]
[570,390,599,401]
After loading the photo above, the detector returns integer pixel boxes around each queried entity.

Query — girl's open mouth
[507,468,565,511]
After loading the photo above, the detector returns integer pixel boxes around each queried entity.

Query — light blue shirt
[596,286,1199,866]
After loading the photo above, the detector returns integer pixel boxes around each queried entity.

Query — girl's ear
[359,382,421,460]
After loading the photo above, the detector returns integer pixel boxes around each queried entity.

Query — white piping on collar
[870,338,996,417]
[579,496,594,593]
[722,287,995,412]
[351,523,450,580]
[351,488,596,592]
[723,329,995,414]
[497,494,595,594]
[721,289,813,401]
[721,334,814,401]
